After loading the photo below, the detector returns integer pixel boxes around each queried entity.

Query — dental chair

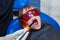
[6,0,60,34]
[6,12,60,34]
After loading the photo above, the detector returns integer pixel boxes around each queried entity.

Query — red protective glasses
[21,9,40,22]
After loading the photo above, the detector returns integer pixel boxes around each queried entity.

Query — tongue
[34,22,38,25]
[29,20,38,27]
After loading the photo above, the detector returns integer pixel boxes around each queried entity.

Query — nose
[29,14,35,18]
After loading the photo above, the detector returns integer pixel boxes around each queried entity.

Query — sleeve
[0,29,24,40]
[0,28,29,40]
[16,28,29,40]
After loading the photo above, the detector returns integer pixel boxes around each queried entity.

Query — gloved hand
[0,29,24,40]
[19,19,30,32]
[0,28,30,40]
[0,19,30,40]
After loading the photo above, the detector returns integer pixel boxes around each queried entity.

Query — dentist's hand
[19,20,30,32]
[0,29,24,40]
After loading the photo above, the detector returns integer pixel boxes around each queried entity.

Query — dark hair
[18,9,23,19]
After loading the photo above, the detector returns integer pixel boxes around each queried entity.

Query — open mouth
[29,19,38,27]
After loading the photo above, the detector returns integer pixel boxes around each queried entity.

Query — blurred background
[41,0,60,25]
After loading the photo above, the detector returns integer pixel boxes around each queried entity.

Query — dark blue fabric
[26,20,60,40]
[0,0,14,36]
[6,12,60,34]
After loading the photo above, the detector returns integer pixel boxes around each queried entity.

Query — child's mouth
[29,19,38,27]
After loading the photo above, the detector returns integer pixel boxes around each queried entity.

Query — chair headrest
[13,0,29,10]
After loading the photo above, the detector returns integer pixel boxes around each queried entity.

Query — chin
[35,27,41,30]
[31,25,41,30]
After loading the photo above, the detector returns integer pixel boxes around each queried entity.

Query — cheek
[27,19,32,25]
[36,16,41,24]
[36,16,40,20]
[37,16,41,28]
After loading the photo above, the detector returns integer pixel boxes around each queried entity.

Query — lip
[33,22,38,25]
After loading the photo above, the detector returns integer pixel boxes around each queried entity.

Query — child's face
[21,6,41,30]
